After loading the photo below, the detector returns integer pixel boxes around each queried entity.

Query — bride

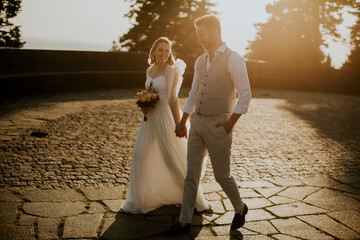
[121,37,210,214]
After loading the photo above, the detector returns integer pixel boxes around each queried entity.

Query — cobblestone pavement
[0,88,360,239]
[1,89,359,189]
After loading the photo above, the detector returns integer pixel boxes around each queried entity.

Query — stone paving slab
[18,214,34,226]
[299,176,340,188]
[244,221,278,235]
[23,201,86,217]
[246,209,276,222]
[89,201,107,213]
[254,187,285,198]
[266,202,328,217]
[268,196,297,205]
[270,218,333,239]
[80,186,124,200]
[63,213,103,238]
[0,202,18,224]
[245,197,273,209]
[103,199,126,212]
[0,190,22,202]
[22,188,86,202]
[299,214,360,239]
[209,200,226,214]
[0,226,34,240]
[38,217,60,239]
[277,186,320,201]
[327,210,360,233]
[304,188,360,211]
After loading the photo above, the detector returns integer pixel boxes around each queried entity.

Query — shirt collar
[205,42,227,56]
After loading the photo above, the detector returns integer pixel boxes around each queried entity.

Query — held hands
[175,113,190,139]
[175,122,188,139]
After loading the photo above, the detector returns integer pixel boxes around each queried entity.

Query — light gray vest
[195,48,236,115]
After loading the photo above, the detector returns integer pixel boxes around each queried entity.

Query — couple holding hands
[121,14,251,236]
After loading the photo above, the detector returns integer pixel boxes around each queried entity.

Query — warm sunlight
[12,0,357,68]
[1,1,359,238]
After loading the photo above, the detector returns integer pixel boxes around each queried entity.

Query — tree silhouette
[342,3,360,72]
[246,0,356,67]
[0,0,25,48]
[113,0,215,58]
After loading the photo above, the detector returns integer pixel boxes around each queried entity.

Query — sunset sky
[12,0,357,68]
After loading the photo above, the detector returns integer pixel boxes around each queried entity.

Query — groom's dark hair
[194,15,221,34]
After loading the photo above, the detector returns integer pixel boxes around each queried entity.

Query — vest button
[201,93,204,95]
[200,101,202,104]
[204,83,206,86]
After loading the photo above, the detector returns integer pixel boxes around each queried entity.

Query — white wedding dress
[121,59,210,214]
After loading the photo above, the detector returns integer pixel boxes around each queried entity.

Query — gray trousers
[179,113,244,223]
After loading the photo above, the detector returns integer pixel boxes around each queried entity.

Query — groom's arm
[217,53,251,133]
[216,113,242,133]
[175,58,201,138]
[183,57,201,115]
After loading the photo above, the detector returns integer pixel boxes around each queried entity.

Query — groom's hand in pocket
[215,113,242,133]
[215,120,233,133]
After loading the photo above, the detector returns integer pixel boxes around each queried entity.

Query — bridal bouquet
[135,82,160,121]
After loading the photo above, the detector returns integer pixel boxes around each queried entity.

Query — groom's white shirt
[183,42,251,115]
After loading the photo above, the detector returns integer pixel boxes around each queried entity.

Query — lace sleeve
[167,59,186,105]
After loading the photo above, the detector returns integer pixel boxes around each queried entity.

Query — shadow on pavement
[99,205,245,239]
[100,205,202,240]
[0,88,191,118]
[0,88,140,117]
[253,89,360,161]
[283,97,360,161]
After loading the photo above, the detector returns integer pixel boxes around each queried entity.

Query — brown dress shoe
[163,223,191,236]
[231,203,248,230]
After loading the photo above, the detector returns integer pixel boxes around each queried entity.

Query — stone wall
[0,49,359,99]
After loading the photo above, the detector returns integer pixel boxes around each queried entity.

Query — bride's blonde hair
[148,37,175,65]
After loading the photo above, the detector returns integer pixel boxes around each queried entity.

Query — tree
[245,0,356,67]
[113,0,215,58]
[342,3,360,72]
[0,0,25,48]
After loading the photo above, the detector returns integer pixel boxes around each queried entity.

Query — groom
[164,15,252,235]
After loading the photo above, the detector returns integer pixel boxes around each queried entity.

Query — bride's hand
[141,107,151,115]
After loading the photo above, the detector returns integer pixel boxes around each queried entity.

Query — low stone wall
[0,49,359,99]
[0,49,149,98]
[246,61,359,94]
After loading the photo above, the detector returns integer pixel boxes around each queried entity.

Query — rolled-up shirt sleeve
[183,57,201,114]
[229,53,251,114]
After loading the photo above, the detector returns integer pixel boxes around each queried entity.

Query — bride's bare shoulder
[146,65,153,76]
